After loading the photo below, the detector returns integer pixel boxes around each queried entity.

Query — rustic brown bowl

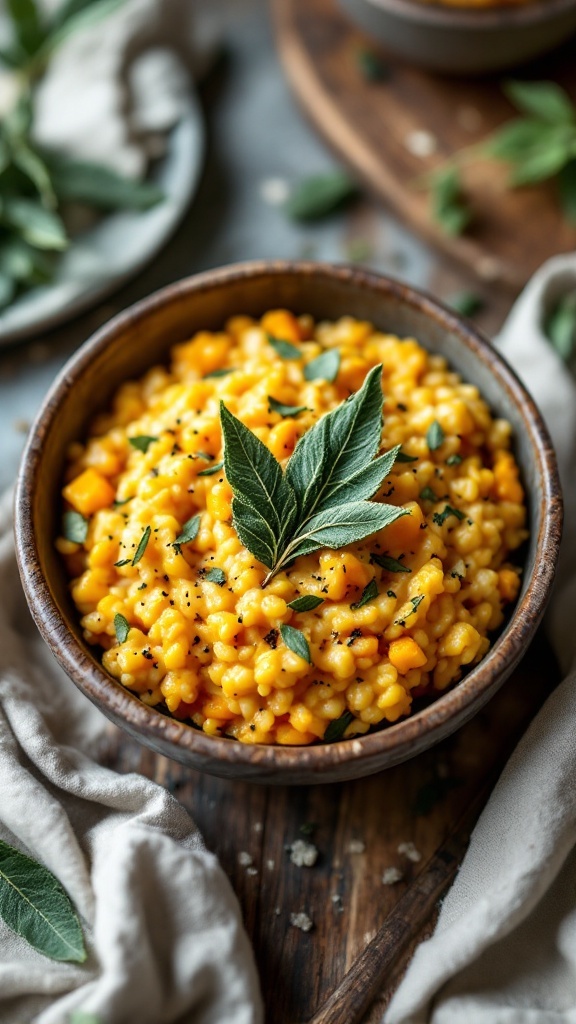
[339,0,576,75]
[15,261,562,784]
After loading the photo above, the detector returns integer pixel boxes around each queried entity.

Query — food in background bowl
[57,308,527,746]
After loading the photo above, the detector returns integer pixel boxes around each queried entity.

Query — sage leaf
[303,349,340,383]
[504,79,575,126]
[432,167,471,237]
[286,366,391,519]
[203,368,234,379]
[205,567,226,586]
[266,333,301,360]
[449,291,484,318]
[371,553,411,573]
[198,461,224,477]
[47,155,163,210]
[559,160,576,224]
[2,198,67,250]
[433,504,466,526]
[62,510,88,544]
[129,435,157,453]
[173,514,200,553]
[230,495,280,570]
[324,710,354,742]
[420,486,437,502]
[351,578,378,609]
[288,595,324,612]
[0,840,86,963]
[544,291,576,367]
[509,137,575,187]
[285,171,358,221]
[485,118,550,161]
[114,613,130,644]
[132,525,151,565]
[268,396,309,418]
[446,453,463,466]
[395,449,418,463]
[279,624,311,663]
[426,420,445,451]
[287,500,408,561]
[114,558,131,567]
[221,401,298,565]
[356,48,388,82]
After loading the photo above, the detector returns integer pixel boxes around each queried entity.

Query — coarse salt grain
[238,851,253,867]
[348,839,365,854]
[398,841,421,863]
[382,867,404,885]
[246,866,258,876]
[290,912,313,932]
[405,130,437,158]
[290,839,318,867]
[259,177,290,206]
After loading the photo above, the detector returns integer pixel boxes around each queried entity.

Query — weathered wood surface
[100,632,558,1023]
[272,0,576,294]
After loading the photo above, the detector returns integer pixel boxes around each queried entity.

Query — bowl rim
[353,0,576,29]
[14,260,563,776]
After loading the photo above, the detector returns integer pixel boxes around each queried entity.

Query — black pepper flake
[192,635,201,646]
[250,724,256,732]
[203,646,209,653]
[347,628,362,647]
[387,590,396,598]
[161,591,168,597]
[264,628,279,649]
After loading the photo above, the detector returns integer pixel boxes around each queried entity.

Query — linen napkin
[386,252,576,1024]
[0,486,263,1024]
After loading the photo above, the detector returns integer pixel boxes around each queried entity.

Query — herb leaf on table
[0,839,86,962]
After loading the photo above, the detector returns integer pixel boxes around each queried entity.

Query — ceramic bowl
[15,261,562,784]
[339,0,576,75]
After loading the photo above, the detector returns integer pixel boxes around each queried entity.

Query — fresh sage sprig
[429,79,576,235]
[0,839,86,962]
[221,365,407,586]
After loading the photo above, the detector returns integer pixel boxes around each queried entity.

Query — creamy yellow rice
[57,309,527,745]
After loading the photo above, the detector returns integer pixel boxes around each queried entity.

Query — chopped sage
[351,578,379,609]
[279,624,311,663]
[114,613,130,644]
[132,525,151,565]
[324,710,354,742]
[288,595,324,612]
[62,510,88,544]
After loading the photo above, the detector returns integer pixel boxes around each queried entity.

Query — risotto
[57,309,528,745]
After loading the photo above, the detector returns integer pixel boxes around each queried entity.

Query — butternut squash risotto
[57,310,528,745]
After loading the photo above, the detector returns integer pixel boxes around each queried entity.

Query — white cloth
[30,0,201,177]
[0,488,263,1023]
[386,253,576,1024]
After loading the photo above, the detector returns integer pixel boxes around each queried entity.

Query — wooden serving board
[101,632,558,1022]
[272,0,576,293]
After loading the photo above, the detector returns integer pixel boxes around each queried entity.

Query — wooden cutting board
[272,0,576,293]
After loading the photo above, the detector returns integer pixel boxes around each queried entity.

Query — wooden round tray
[272,0,576,292]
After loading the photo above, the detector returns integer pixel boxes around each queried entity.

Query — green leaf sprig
[544,290,576,375]
[0,0,164,310]
[428,79,576,236]
[285,171,358,222]
[221,365,407,586]
[0,839,86,962]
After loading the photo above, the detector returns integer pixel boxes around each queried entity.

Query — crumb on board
[266,859,275,871]
[348,839,365,854]
[274,907,281,916]
[238,851,253,867]
[382,867,404,886]
[246,866,258,877]
[290,912,314,932]
[253,821,263,833]
[398,841,421,863]
[404,129,437,158]
[289,839,318,867]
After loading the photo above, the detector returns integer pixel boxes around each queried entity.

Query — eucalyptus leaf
[285,171,358,222]
[279,624,311,663]
[0,839,86,962]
